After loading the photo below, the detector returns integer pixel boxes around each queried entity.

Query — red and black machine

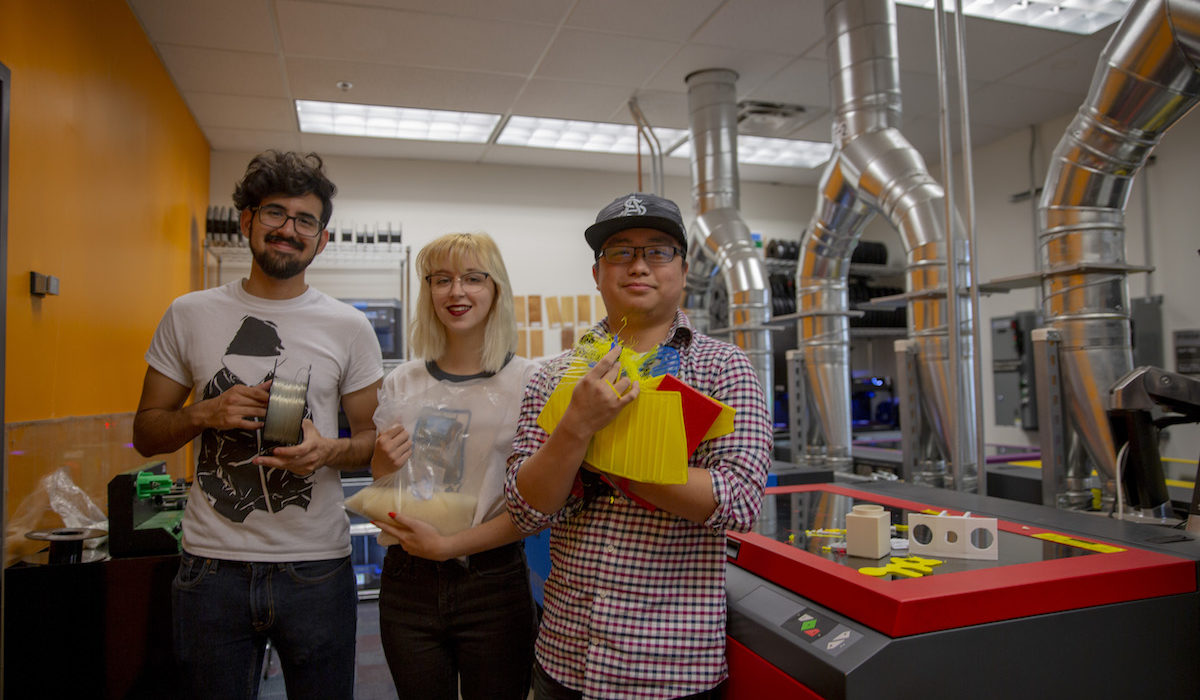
[723,481,1199,699]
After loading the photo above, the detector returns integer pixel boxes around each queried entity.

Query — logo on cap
[622,196,647,216]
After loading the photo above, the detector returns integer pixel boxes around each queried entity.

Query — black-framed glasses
[597,245,682,265]
[251,204,324,238]
[425,271,491,293]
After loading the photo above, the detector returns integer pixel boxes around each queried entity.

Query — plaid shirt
[505,311,772,699]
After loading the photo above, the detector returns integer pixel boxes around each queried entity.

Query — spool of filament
[263,368,310,446]
[24,527,108,565]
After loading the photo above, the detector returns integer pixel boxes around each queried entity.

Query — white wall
[210,152,814,359]
[212,113,1200,462]
[968,112,1200,463]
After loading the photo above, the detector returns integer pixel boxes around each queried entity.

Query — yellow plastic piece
[1033,532,1125,554]
[538,367,689,484]
[858,556,944,579]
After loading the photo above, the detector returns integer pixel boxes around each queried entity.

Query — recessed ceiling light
[496,115,688,155]
[295,100,500,142]
[296,101,833,170]
[896,0,1131,35]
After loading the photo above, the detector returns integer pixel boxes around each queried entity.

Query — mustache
[264,233,304,251]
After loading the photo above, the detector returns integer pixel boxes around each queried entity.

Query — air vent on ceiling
[736,100,809,138]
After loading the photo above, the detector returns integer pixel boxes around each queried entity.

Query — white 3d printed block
[907,511,998,560]
[846,504,891,559]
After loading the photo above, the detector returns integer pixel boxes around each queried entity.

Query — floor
[259,598,398,700]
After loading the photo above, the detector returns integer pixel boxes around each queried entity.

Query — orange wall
[2,0,209,422]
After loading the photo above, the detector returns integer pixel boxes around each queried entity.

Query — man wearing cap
[505,193,772,699]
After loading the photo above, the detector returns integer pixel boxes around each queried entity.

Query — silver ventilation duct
[796,0,978,486]
[681,68,774,413]
[1038,0,1200,506]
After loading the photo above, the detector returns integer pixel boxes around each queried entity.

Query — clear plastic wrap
[346,379,502,541]
[4,466,108,566]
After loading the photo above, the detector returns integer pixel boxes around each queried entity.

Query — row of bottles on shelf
[205,206,404,251]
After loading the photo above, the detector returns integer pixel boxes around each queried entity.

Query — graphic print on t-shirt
[195,315,315,522]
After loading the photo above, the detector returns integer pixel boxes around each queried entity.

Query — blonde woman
[371,232,538,700]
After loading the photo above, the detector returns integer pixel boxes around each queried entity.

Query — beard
[250,233,317,280]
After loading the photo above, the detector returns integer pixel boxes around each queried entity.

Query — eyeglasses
[425,271,491,293]
[596,245,682,265]
[252,204,324,238]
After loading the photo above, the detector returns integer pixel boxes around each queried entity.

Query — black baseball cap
[584,193,687,254]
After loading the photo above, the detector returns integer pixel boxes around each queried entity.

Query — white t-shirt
[145,280,383,562]
[374,356,538,528]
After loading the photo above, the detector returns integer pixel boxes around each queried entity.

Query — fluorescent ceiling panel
[897,0,1131,35]
[496,115,688,155]
[296,100,500,142]
[671,136,835,169]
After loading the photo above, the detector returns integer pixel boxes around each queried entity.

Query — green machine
[107,460,187,557]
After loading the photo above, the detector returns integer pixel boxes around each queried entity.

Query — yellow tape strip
[1033,532,1124,554]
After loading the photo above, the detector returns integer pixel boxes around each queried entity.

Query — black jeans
[532,659,725,700]
[379,542,537,700]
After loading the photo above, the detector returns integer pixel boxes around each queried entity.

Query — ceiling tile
[509,79,642,122]
[749,57,830,108]
[205,127,302,154]
[784,111,833,142]
[316,0,572,24]
[566,0,726,42]
[184,93,297,131]
[644,45,794,96]
[895,5,1081,81]
[127,0,275,51]
[125,0,1100,181]
[276,0,554,75]
[622,90,691,130]
[694,0,825,56]
[157,45,287,97]
[535,29,680,86]
[286,58,525,112]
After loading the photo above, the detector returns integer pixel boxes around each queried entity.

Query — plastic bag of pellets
[346,377,511,544]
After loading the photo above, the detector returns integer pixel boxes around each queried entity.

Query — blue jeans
[172,551,357,700]
[379,542,537,700]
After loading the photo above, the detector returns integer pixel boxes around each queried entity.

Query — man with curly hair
[134,151,382,699]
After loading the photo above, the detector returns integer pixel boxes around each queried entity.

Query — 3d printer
[107,460,187,557]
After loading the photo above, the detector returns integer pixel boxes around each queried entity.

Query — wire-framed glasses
[252,204,324,238]
[425,271,491,293]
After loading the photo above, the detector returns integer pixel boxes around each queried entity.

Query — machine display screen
[752,489,1095,578]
